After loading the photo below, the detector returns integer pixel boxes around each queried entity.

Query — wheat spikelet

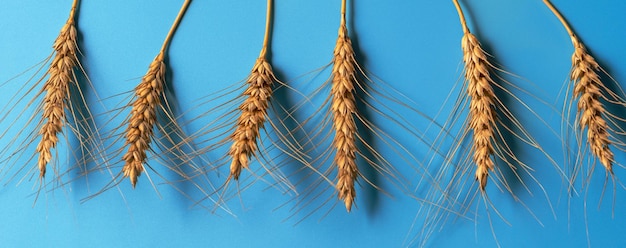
[462,33,497,190]
[121,53,165,187]
[571,38,614,173]
[35,10,78,178]
[228,57,275,180]
[331,22,359,212]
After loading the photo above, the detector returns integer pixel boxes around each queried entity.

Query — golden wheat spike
[543,0,615,174]
[120,0,191,187]
[226,0,278,182]
[330,0,359,212]
[121,54,165,187]
[462,33,497,190]
[409,2,563,246]
[453,0,497,190]
[571,38,614,173]
[35,0,79,178]
[227,57,275,180]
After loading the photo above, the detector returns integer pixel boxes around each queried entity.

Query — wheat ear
[463,33,497,190]
[454,0,497,190]
[228,56,275,180]
[570,39,614,173]
[122,54,165,187]
[331,0,359,212]
[543,0,614,173]
[36,1,79,178]
[227,0,276,181]
[121,0,191,187]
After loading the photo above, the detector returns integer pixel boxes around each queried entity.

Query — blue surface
[1,0,626,247]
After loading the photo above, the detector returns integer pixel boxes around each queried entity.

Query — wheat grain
[462,33,497,190]
[35,7,79,178]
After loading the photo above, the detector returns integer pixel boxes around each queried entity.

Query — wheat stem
[260,0,273,58]
[452,0,470,34]
[542,0,575,38]
[160,0,192,54]
[69,0,79,21]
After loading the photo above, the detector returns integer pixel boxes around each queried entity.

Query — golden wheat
[113,0,191,188]
[121,54,165,187]
[408,1,560,246]
[571,38,614,173]
[463,33,497,190]
[543,0,619,179]
[330,22,359,212]
[179,0,312,210]
[35,16,78,178]
[0,0,115,199]
[281,0,438,218]
[228,56,275,180]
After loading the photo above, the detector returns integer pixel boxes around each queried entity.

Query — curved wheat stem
[36,0,79,178]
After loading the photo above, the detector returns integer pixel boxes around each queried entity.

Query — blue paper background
[1,0,626,247]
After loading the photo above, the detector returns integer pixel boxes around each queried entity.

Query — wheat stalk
[120,0,191,187]
[331,0,359,212]
[35,1,79,178]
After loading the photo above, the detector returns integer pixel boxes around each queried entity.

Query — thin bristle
[121,53,166,187]
[331,23,358,211]
[571,37,614,173]
[462,33,496,190]
[228,57,275,180]
[35,18,78,178]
